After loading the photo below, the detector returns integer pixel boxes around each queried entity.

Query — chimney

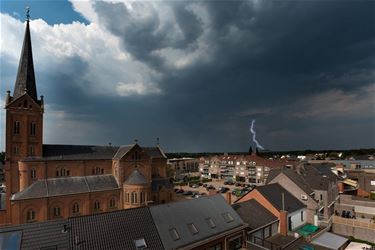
[279,192,288,236]
[226,192,232,204]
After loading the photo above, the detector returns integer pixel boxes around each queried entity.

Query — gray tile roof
[149,195,246,250]
[267,164,338,193]
[124,169,149,185]
[255,183,306,213]
[151,178,172,192]
[267,168,313,194]
[69,207,164,250]
[0,219,70,250]
[232,199,278,230]
[12,175,119,200]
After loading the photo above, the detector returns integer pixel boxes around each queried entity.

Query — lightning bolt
[250,119,265,150]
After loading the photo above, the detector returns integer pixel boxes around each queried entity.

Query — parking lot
[172,179,254,204]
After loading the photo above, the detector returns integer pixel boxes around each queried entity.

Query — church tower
[4,12,44,220]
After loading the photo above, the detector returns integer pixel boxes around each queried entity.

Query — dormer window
[169,228,180,241]
[222,212,234,223]
[187,223,199,235]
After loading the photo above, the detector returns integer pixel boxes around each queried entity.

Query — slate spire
[13,11,38,102]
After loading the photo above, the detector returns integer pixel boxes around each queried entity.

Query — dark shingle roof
[143,147,166,159]
[12,175,119,200]
[149,195,246,250]
[233,199,278,230]
[124,169,149,185]
[69,207,164,250]
[26,144,119,161]
[151,179,172,192]
[267,168,313,194]
[0,219,70,250]
[256,183,306,213]
[267,164,338,192]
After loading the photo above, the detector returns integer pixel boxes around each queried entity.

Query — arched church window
[13,121,20,134]
[53,207,61,217]
[29,122,36,136]
[23,100,28,108]
[94,200,100,211]
[26,209,36,222]
[30,168,36,179]
[131,192,137,204]
[72,203,80,214]
[125,192,130,203]
[109,198,117,208]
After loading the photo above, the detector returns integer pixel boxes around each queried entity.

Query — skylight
[206,218,216,228]
[187,223,199,235]
[134,238,147,250]
[222,212,234,223]
[169,228,180,241]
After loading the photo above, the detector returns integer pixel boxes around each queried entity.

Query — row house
[199,151,296,184]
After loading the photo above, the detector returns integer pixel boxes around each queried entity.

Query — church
[0,18,173,226]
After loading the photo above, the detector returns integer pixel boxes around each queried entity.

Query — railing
[246,235,282,250]
[332,215,375,230]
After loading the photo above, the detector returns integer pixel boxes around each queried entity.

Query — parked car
[191,184,199,188]
[235,182,241,187]
[206,185,216,191]
[203,183,208,187]
[176,189,184,194]
[184,191,193,196]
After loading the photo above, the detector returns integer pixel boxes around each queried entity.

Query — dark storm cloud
[85,0,375,151]
[3,0,372,151]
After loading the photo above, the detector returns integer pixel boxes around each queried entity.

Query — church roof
[143,146,167,159]
[112,145,135,160]
[11,175,119,200]
[13,20,38,103]
[124,169,149,185]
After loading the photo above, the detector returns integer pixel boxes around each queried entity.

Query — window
[206,218,216,228]
[72,203,80,214]
[26,209,36,222]
[109,198,116,208]
[13,121,20,134]
[94,200,100,211]
[187,223,199,235]
[56,168,69,177]
[131,192,137,204]
[134,238,147,250]
[93,167,104,175]
[209,243,222,250]
[140,192,145,204]
[13,145,19,155]
[320,194,323,201]
[30,122,36,136]
[125,192,130,203]
[301,211,304,221]
[30,168,36,179]
[222,212,234,223]
[53,207,61,217]
[29,145,35,156]
[169,228,180,241]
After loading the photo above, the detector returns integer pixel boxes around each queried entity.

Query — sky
[0,0,374,152]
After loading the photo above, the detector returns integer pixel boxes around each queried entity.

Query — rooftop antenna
[26,6,30,22]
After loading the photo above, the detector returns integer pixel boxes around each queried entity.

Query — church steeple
[13,9,38,102]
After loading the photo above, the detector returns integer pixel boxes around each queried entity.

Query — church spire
[13,7,38,102]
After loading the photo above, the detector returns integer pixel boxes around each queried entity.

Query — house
[232,199,279,248]
[266,164,339,225]
[236,183,306,234]
[149,195,248,250]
